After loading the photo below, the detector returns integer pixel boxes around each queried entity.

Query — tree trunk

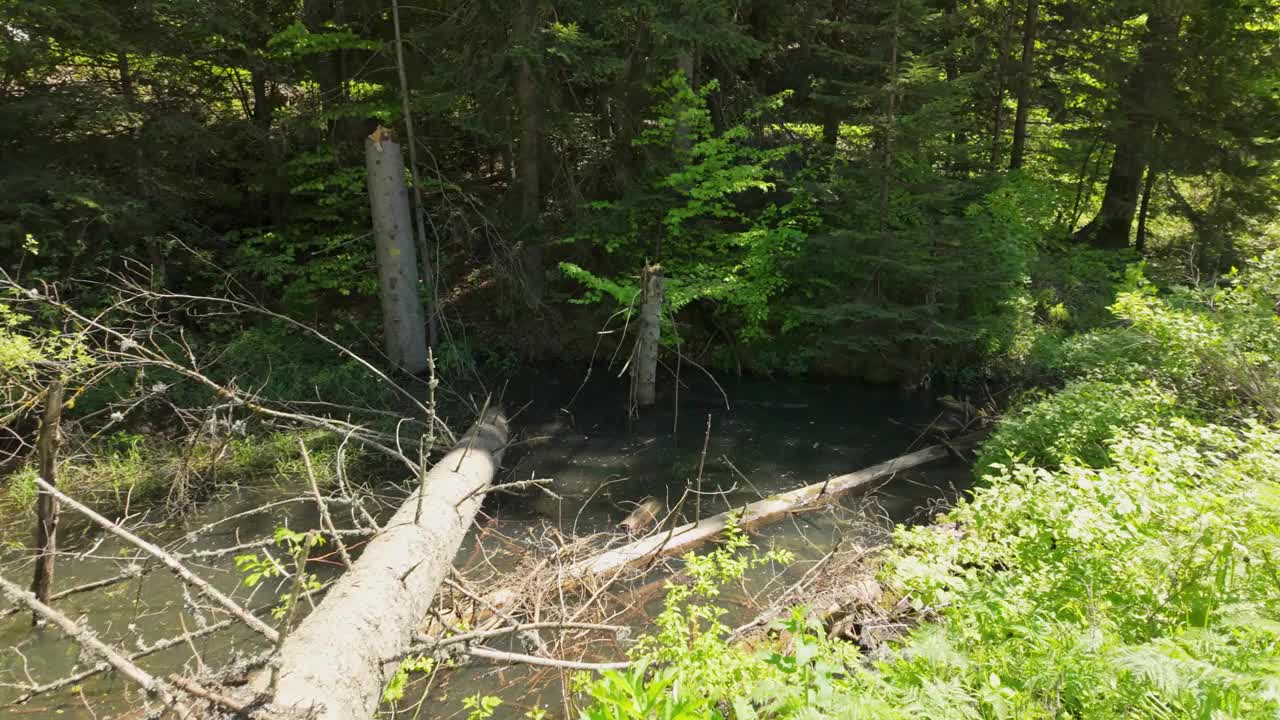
[479,432,986,615]
[1009,0,1038,169]
[390,0,440,347]
[365,128,429,375]
[632,264,664,408]
[1135,164,1157,255]
[30,381,64,627]
[263,410,508,720]
[943,0,968,150]
[989,5,1015,170]
[515,0,541,226]
[514,0,545,302]
[1075,1,1185,250]
[879,0,900,234]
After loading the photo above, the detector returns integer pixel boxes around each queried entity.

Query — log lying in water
[263,409,508,720]
[567,433,983,584]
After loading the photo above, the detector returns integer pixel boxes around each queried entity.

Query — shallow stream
[0,367,973,719]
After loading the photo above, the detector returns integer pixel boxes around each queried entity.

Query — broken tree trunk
[366,126,430,375]
[30,380,64,627]
[263,409,508,720]
[632,264,664,408]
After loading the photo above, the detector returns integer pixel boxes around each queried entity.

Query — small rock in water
[618,496,664,535]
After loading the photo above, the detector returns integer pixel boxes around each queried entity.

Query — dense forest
[5,0,1276,383]
[2,0,1280,718]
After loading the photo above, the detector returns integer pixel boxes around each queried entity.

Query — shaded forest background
[4,0,1279,386]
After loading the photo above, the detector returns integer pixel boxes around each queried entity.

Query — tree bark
[633,265,664,408]
[30,381,63,627]
[515,0,542,226]
[365,128,430,375]
[880,0,900,234]
[989,4,1015,170]
[1009,0,1038,169]
[263,410,508,720]
[514,0,545,301]
[390,0,440,347]
[1135,164,1157,255]
[943,0,968,150]
[1075,1,1185,250]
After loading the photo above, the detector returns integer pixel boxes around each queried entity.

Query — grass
[0,427,372,548]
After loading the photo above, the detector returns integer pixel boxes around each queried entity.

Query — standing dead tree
[632,264,664,409]
[29,379,63,626]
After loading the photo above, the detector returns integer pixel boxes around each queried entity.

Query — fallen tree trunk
[481,434,982,616]
[263,409,507,720]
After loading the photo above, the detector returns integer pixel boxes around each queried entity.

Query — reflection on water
[0,366,972,718]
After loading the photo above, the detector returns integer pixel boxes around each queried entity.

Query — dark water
[0,367,972,719]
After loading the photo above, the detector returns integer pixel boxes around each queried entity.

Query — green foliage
[576,253,1280,719]
[382,655,435,704]
[462,694,503,720]
[1037,252,1280,419]
[782,166,1057,381]
[212,322,394,408]
[882,421,1280,719]
[976,380,1179,471]
[563,73,816,344]
[237,527,324,620]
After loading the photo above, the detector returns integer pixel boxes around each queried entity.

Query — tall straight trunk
[943,0,968,150]
[1135,164,1157,255]
[515,0,541,224]
[633,264,664,408]
[390,0,439,346]
[1009,0,1038,169]
[1076,1,1185,250]
[880,1,900,234]
[514,0,545,301]
[989,6,1015,169]
[365,128,429,375]
[118,51,171,289]
[30,381,64,627]
[612,49,644,190]
[822,113,840,146]
[303,0,356,142]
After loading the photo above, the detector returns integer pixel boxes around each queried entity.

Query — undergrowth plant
[574,253,1280,719]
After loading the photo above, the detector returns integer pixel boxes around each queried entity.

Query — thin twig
[32,476,279,643]
[299,438,353,571]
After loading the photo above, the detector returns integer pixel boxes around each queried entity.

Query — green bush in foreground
[576,255,1280,718]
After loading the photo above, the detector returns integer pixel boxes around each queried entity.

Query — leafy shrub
[975,380,1179,471]
[213,322,395,408]
[573,252,1280,720]
[883,422,1280,719]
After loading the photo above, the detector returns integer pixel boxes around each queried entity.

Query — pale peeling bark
[632,264,664,408]
[265,410,508,719]
[30,381,63,625]
[366,128,429,374]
